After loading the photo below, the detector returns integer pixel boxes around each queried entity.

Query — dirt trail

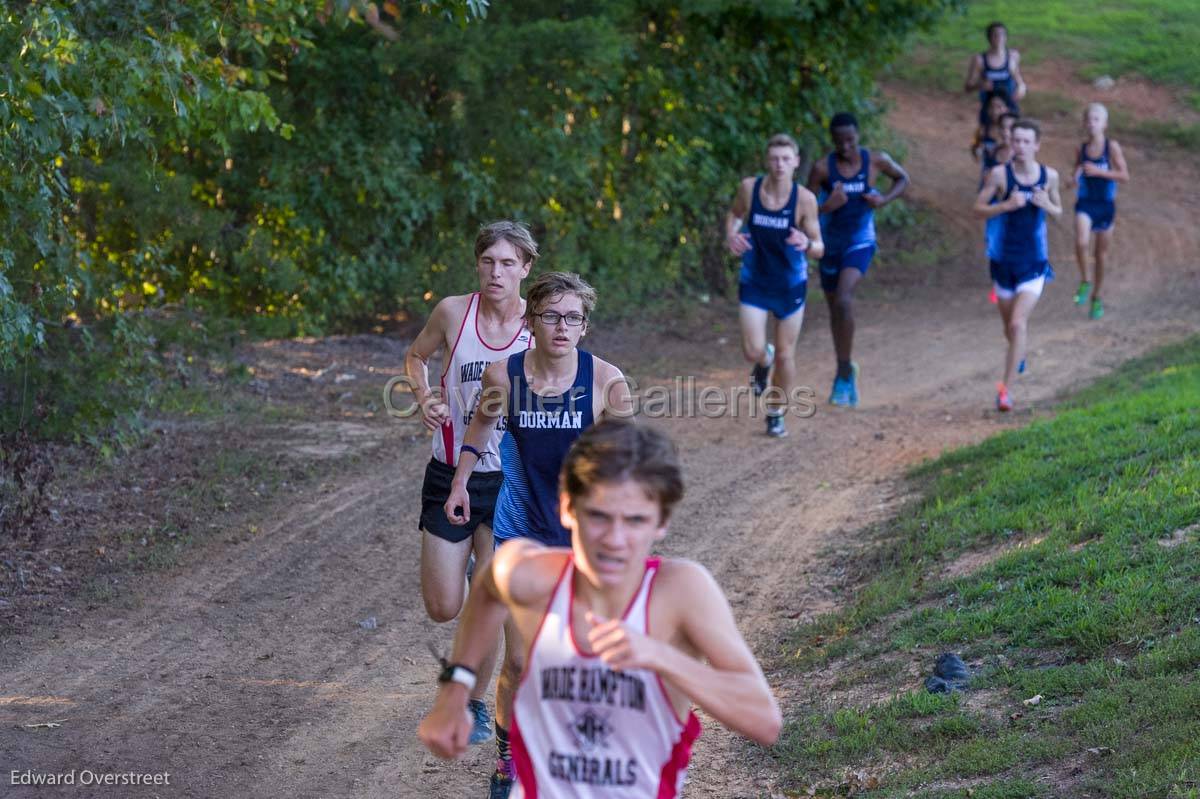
[2,82,1197,798]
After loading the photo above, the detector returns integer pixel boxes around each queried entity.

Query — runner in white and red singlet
[419,419,781,798]
[404,220,536,744]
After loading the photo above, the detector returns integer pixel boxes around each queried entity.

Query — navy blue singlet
[491,350,595,547]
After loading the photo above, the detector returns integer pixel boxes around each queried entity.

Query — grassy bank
[776,338,1200,798]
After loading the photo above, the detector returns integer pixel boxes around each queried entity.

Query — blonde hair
[765,133,800,155]
[1084,102,1109,124]
[474,220,539,266]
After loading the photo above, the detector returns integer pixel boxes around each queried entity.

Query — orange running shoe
[996,382,1013,412]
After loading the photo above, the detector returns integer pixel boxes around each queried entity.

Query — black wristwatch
[437,661,477,692]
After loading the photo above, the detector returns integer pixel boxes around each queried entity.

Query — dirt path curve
[2,83,1197,798]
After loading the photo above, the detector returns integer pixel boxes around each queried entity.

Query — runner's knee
[501,647,525,684]
[835,292,855,316]
[742,342,767,362]
[422,588,464,624]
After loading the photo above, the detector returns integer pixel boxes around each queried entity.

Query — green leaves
[2,0,956,439]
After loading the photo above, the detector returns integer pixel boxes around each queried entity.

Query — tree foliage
[1,0,954,437]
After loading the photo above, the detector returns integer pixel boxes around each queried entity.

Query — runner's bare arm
[417,542,565,760]
[1034,169,1063,217]
[724,177,755,255]
[807,157,843,214]
[1009,49,1027,99]
[443,360,510,524]
[585,560,781,745]
[869,152,910,206]
[973,166,1013,218]
[1102,141,1130,182]
[595,359,633,420]
[652,561,781,744]
[405,296,465,432]
[792,188,824,261]
[963,53,984,92]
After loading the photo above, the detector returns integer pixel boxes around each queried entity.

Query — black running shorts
[419,457,503,544]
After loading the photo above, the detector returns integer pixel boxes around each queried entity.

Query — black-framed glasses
[534,311,586,327]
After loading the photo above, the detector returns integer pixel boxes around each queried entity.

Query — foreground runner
[420,419,782,797]
[807,113,909,407]
[1072,102,1129,320]
[963,21,1026,125]
[405,220,536,743]
[724,133,823,437]
[974,119,1062,412]
[444,271,632,797]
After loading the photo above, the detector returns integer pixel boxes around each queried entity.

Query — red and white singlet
[510,558,703,798]
[432,292,530,471]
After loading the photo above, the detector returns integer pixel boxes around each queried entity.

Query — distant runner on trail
[982,111,1017,304]
[724,133,824,438]
[973,119,1062,413]
[807,112,910,408]
[443,271,633,799]
[963,21,1026,126]
[973,92,1014,179]
[404,220,536,746]
[419,419,782,798]
[1071,102,1129,320]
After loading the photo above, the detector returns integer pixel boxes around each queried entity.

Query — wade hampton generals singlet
[509,558,702,798]
[431,292,531,471]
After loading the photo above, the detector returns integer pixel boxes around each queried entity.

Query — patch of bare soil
[1,74,1198,799]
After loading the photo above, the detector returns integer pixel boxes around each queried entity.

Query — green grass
[895,0,1200,111]
[777,337,1200,798]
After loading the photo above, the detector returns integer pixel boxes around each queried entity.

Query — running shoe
[988,286,998,304]
[830,364,858,407]
[1090,298,1104,320]
[468,699,494,745]
[489,760,515,799]
[1074,281,1091,306]
[765,412,787,438]
[750,343,775,396]
[996,382,1013,413]
[846,361,860,407]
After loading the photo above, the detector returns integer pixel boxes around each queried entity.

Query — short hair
[525,271,597,320]
[1012,118,1041,140]
[1084,102,1109,123]
[999,112,1019,126]
[986,21,1006,40]
[560,419,685,522]
[765,133,799,154]
[474,220,539,266]
[829,112,858,133]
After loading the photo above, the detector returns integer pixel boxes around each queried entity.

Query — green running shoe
[1074,281,1091,306]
